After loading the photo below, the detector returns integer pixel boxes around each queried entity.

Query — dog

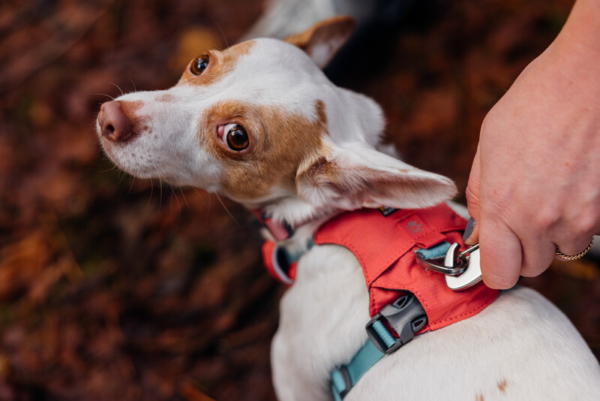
[96,17,600,400]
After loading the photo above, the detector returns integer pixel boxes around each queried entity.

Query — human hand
[464,0,600,289]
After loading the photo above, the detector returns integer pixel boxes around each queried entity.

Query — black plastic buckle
[365,293,428,354]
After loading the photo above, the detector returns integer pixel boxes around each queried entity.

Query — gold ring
[556,238,594,261]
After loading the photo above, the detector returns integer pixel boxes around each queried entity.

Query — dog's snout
[98,101,134,142]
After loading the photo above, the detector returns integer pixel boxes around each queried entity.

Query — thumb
[479,215,522,289]
[464,146,481,244]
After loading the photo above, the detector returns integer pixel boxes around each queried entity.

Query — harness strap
[331,340,384,401]
[261,238,315,285]
[331,292,428,400]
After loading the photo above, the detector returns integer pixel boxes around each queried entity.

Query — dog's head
[97,17,456,224]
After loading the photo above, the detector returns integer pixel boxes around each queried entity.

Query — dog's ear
[284,16,355,69]
[296,144,457,210]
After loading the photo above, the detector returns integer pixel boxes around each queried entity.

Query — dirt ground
[1,0,599,400]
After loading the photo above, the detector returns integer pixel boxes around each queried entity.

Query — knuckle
[483,197,513,226]
[481,108,498,133]
[520,261,547,278]
[534,207,559,230]
[575,213,598,236]
[465,185,480,207]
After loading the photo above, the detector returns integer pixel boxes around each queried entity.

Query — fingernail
[463,218,475,242]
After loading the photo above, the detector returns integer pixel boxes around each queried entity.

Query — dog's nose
[98,101,134,142]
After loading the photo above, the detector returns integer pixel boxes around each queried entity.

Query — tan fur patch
[120,100,149,136]
[296,155,341,191]
[178,40,255,87]
[199,99,328,200]
[284,16,355,66]
[284,16,353,48]
[497,379,507,392]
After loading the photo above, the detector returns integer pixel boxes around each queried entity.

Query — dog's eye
[191,55,209,75]
[223,124,249,151]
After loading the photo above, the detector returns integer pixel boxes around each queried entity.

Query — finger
[519,236,556,277]
[465,146,481,245]
[552,219,597,259]
[479,216,522,289]
[463,218,476,242]
[464,217,480,246]
[555,237,595,260]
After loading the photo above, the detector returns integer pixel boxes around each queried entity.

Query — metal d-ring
[458,243,479,262]
[415,253,467,276]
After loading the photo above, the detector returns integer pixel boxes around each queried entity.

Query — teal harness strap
[331,339,385,401]
[414,241,451,260]
[329,256,435,399]
[277,239,443,400]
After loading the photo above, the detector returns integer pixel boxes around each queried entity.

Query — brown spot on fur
[475,394,484,401]
[157,94,174,103]
[284,16,354,49]
[199,99,328,200]
[315,100,327,129]
[296,154,344,193]
[497,379,507,392]
[284,16,355,67]
[120,100,149,136]
[178,40,255,87]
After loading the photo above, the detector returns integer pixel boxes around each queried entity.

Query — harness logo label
[378,206,398,217]
[406,220,423,234]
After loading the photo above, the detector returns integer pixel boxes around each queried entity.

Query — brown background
[1,0,599,400]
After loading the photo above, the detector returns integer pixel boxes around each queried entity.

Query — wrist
[550,0,600,60]
[536,1,600,104]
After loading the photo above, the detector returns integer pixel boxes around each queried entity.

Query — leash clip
[415,241,466,276]
[445,243,482,291]
[416,242,483,291]
[365,293,428,354]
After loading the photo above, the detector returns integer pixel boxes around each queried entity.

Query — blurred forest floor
[1,0,599,400]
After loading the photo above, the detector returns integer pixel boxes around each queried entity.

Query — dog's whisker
[147,177,154,208]
[99,164,118,173]
[168,183,181,211]
[127,175,136,195]
[128,77,137,93]
[215,193,240,226]
[110,82,125,97]
[192,187,208,207]
[93,92,115,100]
[211,15,229,50]
[179,187,190,208]
[117,170,127,186]
[151,165,163,211]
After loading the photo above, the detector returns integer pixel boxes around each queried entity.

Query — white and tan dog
[96,17,600,401]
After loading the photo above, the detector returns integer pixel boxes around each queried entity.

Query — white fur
[273,244,600,400]
[98,26,600,401]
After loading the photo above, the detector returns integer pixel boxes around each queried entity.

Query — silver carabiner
[415,243,467,276]
[445,243,482,291]
[416,242,483,291]
[415,245,467,276]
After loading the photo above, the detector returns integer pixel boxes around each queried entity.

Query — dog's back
[273,243,600,400]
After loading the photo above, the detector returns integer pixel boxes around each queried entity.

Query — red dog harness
[260,204,499,399]
[262,204,498,330]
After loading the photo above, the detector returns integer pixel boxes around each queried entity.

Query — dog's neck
[244,196,340,254]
